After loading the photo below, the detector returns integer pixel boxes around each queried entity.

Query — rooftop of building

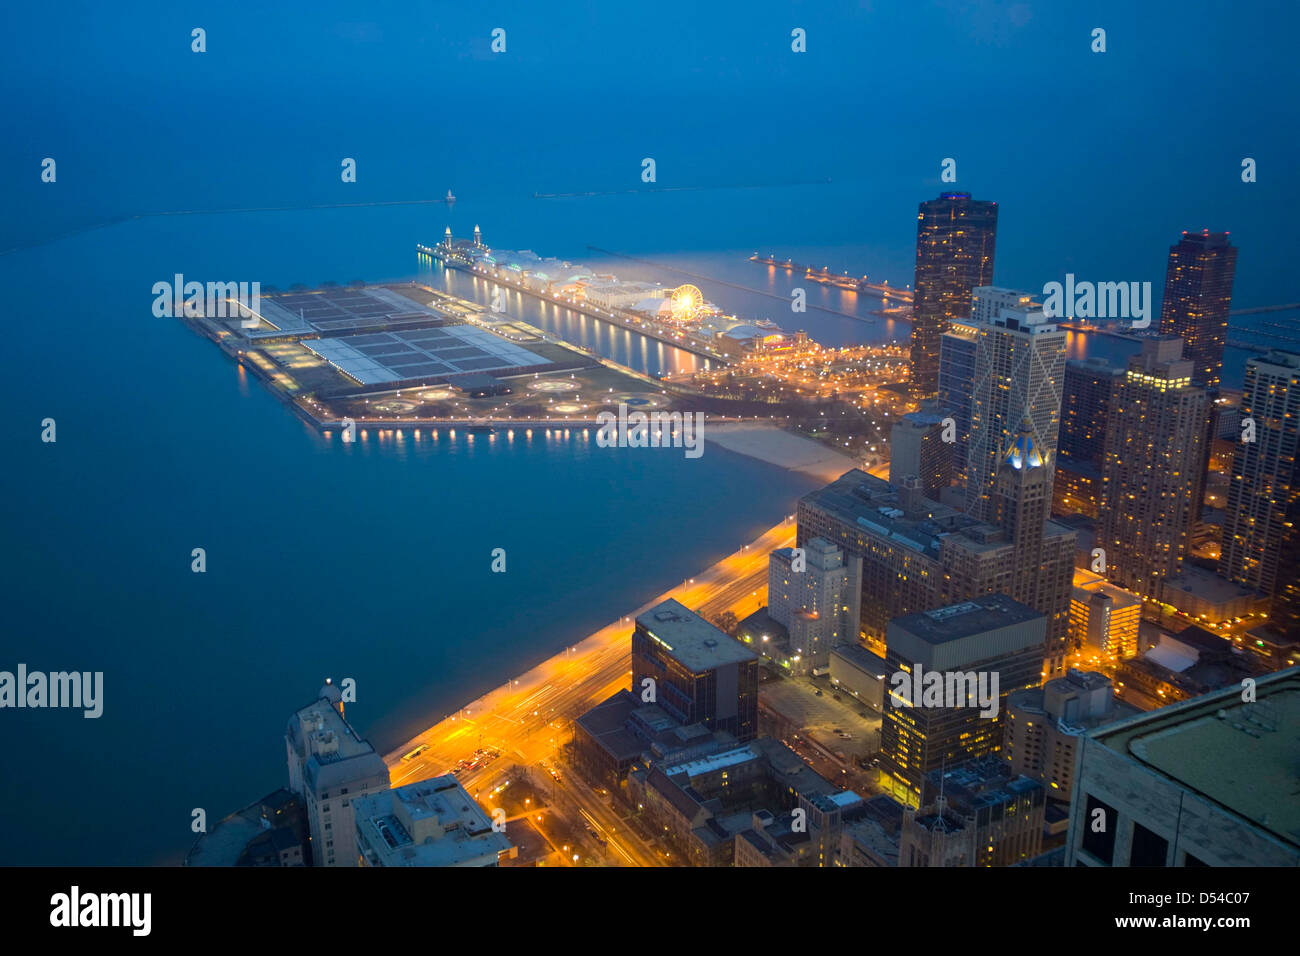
[636,599,758,672]
[800,469,969,558]
[891,594,1044,646]
[1162,565,1262,606]
[830,642,891,678]
[1090,667,1300,849]
[287,696,376,764]
[354,776,511,866]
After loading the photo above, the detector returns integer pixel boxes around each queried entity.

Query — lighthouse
[443,226,452,250]
[473,224,482,248]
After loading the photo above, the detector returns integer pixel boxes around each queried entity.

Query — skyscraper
[1054,358,1125,517]
[1158,230,1238,389]
[1219,350,1300,610]
[911,193,997,397]
[1099,337,1209,600]
[937,319,980,480]
[965,288,1067,525]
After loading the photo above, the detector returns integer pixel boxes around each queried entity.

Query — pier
[420,244,728,364]
[749,253,913,303]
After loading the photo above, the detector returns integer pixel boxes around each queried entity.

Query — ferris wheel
[669,284,703,323]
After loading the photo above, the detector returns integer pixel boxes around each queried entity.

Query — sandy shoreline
[704,421,862,483]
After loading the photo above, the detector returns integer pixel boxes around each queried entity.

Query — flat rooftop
[892,594,1043,645]
[1092,667,1300,850]
[636,599,758,672]
[254,286,453,337]
[303,324,551,386]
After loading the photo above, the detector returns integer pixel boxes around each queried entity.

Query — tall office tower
[1219,350,1300,610]
[1065,667,1300,867]
[632,599,760,742]
[1271,487,1300,638]
[1158,230,1237,389]
[889,410,955,496]
[965,288,1067,524]
[768,538,861,672]
[937,320,979,480]
[986,422,1077,670]
[285,684,391,868]
[1099,337,1209,601]
[879,595,1045,806]
[1054,358,1124,517]
[910,193,997,397]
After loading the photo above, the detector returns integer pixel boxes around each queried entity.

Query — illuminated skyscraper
[1158,230,1237,389]
[1054,358,1124,517]
[1219,350,1300,611]
[937,319,979,481]
[965,288,1066,525]
[1099,337,1209,600]
[911,193,997,398]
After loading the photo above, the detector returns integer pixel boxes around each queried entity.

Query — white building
[285,684,390,867]
[768,538,862,673]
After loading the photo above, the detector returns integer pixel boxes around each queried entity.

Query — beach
[705,421,863,483]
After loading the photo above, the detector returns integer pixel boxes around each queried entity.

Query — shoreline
[385,515,796,766]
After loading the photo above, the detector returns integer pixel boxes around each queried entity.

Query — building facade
[1099,336,1209,600]
[911,193,998,397]
[1158,230,1238,389]
[879,595,1046,805]
[1219,349,1300,611]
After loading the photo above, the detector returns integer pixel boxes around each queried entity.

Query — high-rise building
[1065,667,1300,867]
[889,410,955,497]
[1055,358,1125,517]
[632,599,759,742]
[1219,350,1300,612]
[285,684,391,868]
[1158,230,1238,389]
[910,193,997,397]
[937,319,980,480]
[879,595,1045,805]
[965,288,1066,524]
[1099,336,1209,600]
[767,538,861,673]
